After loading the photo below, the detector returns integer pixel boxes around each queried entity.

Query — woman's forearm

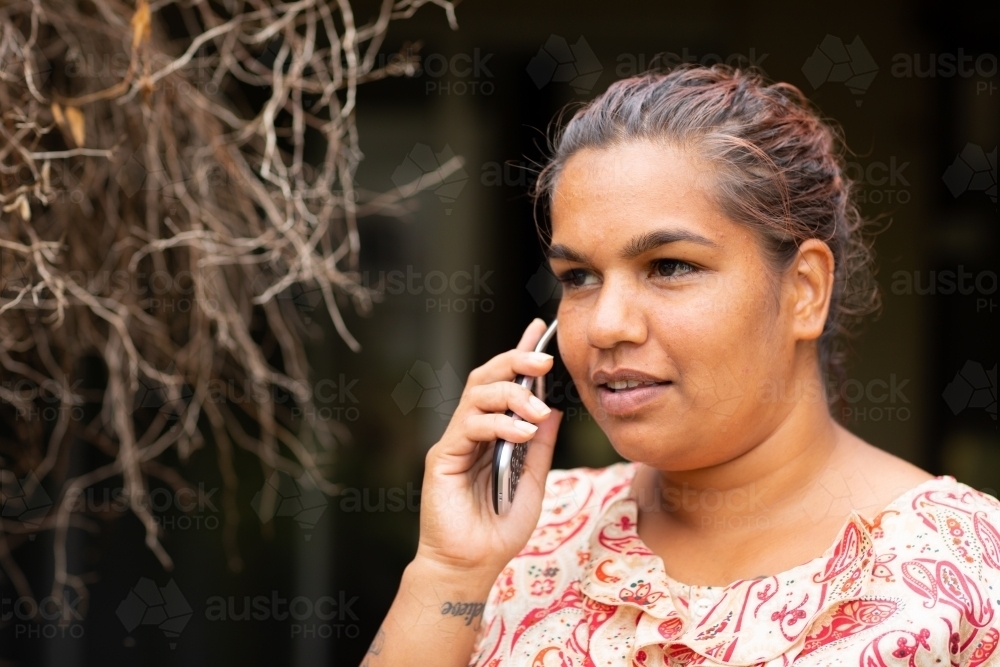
[361,558,498,667]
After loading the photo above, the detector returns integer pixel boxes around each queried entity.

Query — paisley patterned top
[469,462,1000,667]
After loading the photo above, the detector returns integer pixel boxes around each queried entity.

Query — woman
[362,66,1000,667]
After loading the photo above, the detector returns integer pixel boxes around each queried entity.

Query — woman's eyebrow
[546,229,718,264]
[546,244,589,263]
[620,229,718,258]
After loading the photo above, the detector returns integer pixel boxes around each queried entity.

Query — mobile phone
[492,319,559,515]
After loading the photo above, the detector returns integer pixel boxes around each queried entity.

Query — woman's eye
[653,259,696,278]
[556,268,597,288]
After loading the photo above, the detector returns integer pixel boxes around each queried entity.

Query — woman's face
[550,140,813,470]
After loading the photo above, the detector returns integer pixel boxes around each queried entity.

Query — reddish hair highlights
[533,64,879,393]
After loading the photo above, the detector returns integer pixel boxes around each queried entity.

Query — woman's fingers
[515,318,549,351]
[429,318,556,466]
[435,382,551,462]
[465,381,552,420]
[459,412,540,445]
[466,348,554,388]
[466,319,554,387]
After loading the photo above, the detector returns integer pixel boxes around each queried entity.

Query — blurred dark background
[1,0,996,665]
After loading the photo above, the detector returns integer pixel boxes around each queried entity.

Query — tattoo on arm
[441,601,486,626]
[368,628,385,654]
[360,627,385,666]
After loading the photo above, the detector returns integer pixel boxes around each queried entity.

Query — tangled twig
[0,0,461,618]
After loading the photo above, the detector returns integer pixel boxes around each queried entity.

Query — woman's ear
[790,239,835,342]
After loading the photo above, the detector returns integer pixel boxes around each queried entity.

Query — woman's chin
[604,430,696,468]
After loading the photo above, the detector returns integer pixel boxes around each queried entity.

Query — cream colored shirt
[470,461,1000,666]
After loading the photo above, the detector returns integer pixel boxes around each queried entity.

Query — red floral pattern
[467,463,1000,666]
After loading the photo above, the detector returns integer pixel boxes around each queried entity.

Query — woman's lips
[596,382,671,416]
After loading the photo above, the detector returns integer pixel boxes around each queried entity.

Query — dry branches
[0,0,461,618]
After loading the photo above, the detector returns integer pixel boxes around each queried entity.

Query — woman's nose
[585,274,647,349]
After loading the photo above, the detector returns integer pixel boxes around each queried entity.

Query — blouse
[469,461,1000,666]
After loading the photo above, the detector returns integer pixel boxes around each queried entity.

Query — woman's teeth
[606,380,660,391]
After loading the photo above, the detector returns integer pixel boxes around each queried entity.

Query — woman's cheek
[554,312,592,402]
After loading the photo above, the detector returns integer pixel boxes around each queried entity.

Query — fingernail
[529,395,551,415]
[528,352,553,363]
[515,420,538,434]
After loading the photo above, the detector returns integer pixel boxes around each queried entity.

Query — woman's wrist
[405,554,501,599]
[362,557,499,667]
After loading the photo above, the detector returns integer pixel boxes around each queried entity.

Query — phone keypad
[509,442,527,501]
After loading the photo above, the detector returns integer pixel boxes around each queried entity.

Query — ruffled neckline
[578,462,952,665]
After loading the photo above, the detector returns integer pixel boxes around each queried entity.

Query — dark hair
[532,64,880,395]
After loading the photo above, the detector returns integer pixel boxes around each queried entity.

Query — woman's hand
[415,318,563,580]
[361,321,560,667]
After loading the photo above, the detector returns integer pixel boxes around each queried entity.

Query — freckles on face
[548,141,794,469]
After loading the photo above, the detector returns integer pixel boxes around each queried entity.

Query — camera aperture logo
[251,471,329,540]
[942,143,997,204]
[943,361,997,421]
[0,470,52,538]
[116,578,193,649]
[527,35,602,94]
[392,360,462,419]
[391,144,468,215]
[526,262,562,306]
[134,369,194,417]
[114,148,189,202]
[801,35,878,106]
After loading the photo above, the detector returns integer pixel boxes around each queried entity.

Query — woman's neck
[634,386,845,530]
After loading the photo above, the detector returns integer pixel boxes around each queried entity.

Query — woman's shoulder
[875,475,1000,583]
[884,474,1000,523]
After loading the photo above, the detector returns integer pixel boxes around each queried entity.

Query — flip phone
[491,319,558,515]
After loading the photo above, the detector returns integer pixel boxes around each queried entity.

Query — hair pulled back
[533,64,880,392]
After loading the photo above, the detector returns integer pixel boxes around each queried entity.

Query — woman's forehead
[549,142,734,249]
